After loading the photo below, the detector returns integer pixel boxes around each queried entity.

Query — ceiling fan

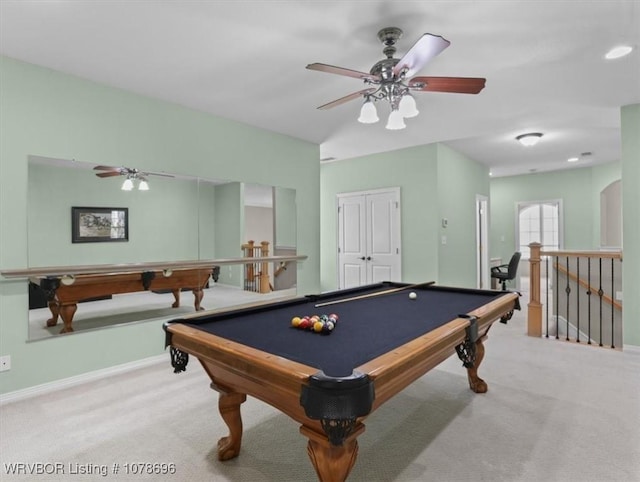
[94,165,174,191]
[306,27,486,130]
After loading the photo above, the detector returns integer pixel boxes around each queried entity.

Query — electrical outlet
[0,355,10,372]
[616,291,623,301]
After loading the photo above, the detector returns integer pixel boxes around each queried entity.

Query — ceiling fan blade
[307,63,380,83]
[409,76,486,94]
[317,88,377,110]
[392,34,450,78]
[144,171,175,178]
[93,165,121,171]
[95,171,123,178]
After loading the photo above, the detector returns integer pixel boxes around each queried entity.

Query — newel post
[259,241,271,293]
[528,242,542,337]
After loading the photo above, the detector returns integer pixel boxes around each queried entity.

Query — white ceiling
[1,1,638,177]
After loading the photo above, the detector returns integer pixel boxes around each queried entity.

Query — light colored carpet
[2,310,639,481]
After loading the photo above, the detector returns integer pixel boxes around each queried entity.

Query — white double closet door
[337,188,401,289]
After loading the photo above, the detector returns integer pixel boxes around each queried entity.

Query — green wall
[621,104,640,346]
[0,56,320,394]
[320,143,489,291]
[213,182,243,287]
[27,161,206,266]
[436,144,490,286]
[275,186,297,248]
[488,166,620,265]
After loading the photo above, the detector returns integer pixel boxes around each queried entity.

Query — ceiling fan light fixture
[138,179,149,191]
[357,99,379,124]
[121,177,134,191]
[516,132,543,147]
[386,109,406,130]
[399,94,419,118]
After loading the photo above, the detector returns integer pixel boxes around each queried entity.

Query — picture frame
[72,207,129,243]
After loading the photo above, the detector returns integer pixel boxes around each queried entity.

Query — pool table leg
[193,288,204,311]
[171,289,181,308]
[46,301,60,327]
[466,336,487,393]
[172,288,205,310]
[47,301,76,333]
[211,382,247,461]
[301,424,364,482]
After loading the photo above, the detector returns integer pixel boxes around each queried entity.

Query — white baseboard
[0,354,167,406]
[623,344,640,355]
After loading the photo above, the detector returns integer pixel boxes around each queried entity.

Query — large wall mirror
[26,155,297,340]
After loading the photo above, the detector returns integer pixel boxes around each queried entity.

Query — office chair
[491,251,521,290]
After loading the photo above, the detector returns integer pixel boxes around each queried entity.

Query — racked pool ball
[291,316,302,328]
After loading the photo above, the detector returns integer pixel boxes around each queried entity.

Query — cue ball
[409,292,417,300]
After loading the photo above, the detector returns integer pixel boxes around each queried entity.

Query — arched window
[517,200,562,259]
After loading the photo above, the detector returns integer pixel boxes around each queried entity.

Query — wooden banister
[240,240,271,294]
[528,243,622,339]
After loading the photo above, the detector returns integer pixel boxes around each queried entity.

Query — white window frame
[515,199,563,260]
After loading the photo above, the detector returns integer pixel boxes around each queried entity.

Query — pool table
[163,282,519,482]
[32,266,215,333]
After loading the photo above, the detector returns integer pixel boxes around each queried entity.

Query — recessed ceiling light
[605,45,633,60]
[567,157,579,163]
[516,133,543,147]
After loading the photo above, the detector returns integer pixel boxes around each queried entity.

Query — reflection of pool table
[164,282,519,481]
[33,267,214,333]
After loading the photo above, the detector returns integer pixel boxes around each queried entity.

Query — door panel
[342,263,365,289]
[338,196,367,289]
[338,189,401,289]
[342,202,363,253]
[370,264,392,284]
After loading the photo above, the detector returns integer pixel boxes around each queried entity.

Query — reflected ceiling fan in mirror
[94,165,174,191]
[307,27,486,130]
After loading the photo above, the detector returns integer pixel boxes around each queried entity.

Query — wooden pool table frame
[164,287,519,482]
[34,267,213,333]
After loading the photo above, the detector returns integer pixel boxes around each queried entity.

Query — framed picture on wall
[72,206,129,243]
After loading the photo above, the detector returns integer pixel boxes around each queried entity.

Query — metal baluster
[576,257,580,343]
[611,258,615,349]
[553,256,560,340]
[598,258,603,347]
[565,256,570,341]
[545,256,549,338]
[587,258,592,345]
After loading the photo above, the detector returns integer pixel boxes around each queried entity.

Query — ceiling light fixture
[353,28,432,131]
[121,177,134,191]
[516,132,543,147]
[121,173,150,191]
[358,86,417,130]
[567,157,579,163]
[357,98,379,124]
[605,45,633,60]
